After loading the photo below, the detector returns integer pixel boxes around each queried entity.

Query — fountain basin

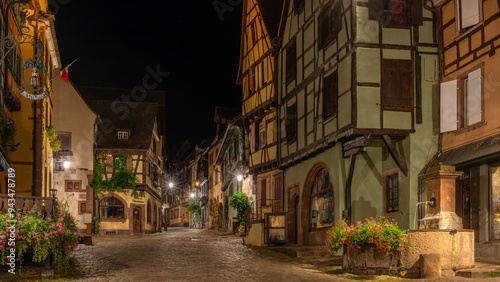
[343,229,474,277]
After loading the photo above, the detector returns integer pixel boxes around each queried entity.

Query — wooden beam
[344,154,356,224]
[382,135,409,177]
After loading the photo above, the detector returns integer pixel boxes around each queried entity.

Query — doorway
[133,207,142,234]
[287,196,299,244]
[457,178,471,229]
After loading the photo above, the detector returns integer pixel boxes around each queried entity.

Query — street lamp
[190,193,195,198]
[49,188,58,198]
[63,161,70,169]
[169,182,174,188]
[237,175,243,182]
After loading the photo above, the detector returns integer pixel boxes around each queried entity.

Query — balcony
[0,195,57,218]
[250,199,283,222]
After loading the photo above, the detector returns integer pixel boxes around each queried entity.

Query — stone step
[455,269,500,278]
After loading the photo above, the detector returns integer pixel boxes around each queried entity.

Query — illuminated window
[118,131,129,139]
[65,180,82,192]
[99,197,125,219]
[310,170,334,229]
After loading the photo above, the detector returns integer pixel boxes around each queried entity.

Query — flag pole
[49,58,78,82]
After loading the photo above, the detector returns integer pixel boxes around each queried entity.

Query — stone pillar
[419,163,463,229]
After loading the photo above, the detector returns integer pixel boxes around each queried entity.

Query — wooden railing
[250,199,283,221]
[0,195,57,218]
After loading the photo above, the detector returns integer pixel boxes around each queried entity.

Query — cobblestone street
[72,227,339,281]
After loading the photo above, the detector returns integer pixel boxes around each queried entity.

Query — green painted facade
[277,0,439,245]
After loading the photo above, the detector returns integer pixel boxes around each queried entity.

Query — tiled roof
[87,100,158,150]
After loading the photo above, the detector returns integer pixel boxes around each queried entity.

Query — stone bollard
[420,253,441,279]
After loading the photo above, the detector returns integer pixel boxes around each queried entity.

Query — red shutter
[266,177,271,206]
[257,179,262,207]
[251,124,256,153]
[243,76,248,99]
[249,68,254,92]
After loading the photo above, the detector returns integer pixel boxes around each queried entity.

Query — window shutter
[467,68,482,125]
[460,0,481,29]
[250,124,255,153]
[440,80,458,133]
[106,156,113,172]
[410,0,423,25]
[261,117,267,148]
[266,177,271,206]
[263,57,268,83]
[399,60,413,107]
[257,179,262,207]
[368,0,384,21]
[250,68,255,92]
[333,0,342,34]
[324,71,338,118]
[243,76,248,99]
[126,157,133,170]
[382,61,400,107]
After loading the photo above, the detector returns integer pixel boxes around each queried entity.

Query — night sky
[54,1,243,151]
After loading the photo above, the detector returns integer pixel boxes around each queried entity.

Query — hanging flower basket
[46,126,61,152]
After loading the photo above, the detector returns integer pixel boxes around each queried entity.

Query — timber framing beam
[382,135,408,177]
[344,154,356,224]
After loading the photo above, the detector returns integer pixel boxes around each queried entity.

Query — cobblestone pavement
[72,227,341,282]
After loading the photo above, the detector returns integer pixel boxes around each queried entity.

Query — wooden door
[133,207,142,233]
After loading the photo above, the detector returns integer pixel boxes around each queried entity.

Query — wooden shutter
[382,60,399,107]
[368,0,384,21]
[440,80,458,133]
[467,68,482,125]
[263,57,268,83]
[126,157,133,170]
[410,0,423,25]
[106,156,113,172]
[266,177,271,206]
[286,41,296,82]
[333,0,342,34]
[286,104,297,142]
[243,76,249,99]
[398,60,413,107]
[250,124,255,153]
[460,0,481,29]
[257,179,262,207]
[261,117,267,148]
[323,71,338,118]
[249,68,255,92]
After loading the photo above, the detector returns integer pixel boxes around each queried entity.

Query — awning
[439,134,500,166]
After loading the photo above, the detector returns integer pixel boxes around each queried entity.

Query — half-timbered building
[277,0,439,245]
[87,100,164,234]
[434,0,500,259]
[237,0,286,246]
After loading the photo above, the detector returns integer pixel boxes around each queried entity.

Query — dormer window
[118,131,129,140]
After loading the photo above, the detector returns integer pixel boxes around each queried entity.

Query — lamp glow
[237,175,243,182]
[190,193,195,198]
[63,161,70,169]
[169,182,174,188]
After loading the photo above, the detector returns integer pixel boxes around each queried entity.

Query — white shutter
[440,80,458,133]
[460,0,481,29]
[467,68,482,125]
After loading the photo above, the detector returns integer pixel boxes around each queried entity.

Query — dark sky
[54,1,243,151]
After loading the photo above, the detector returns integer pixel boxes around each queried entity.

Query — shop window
[490,166,500,240]
[99,197,125,219]
[382,59,413,110]
[455,0,482,35]
[323,71,338,119]
[319,0,342,49]
[384,170,399,214]
[440,66,483,133]
[65,180,82,192]
[310,170,334,229]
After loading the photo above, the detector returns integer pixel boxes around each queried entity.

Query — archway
[300,161,335,245]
